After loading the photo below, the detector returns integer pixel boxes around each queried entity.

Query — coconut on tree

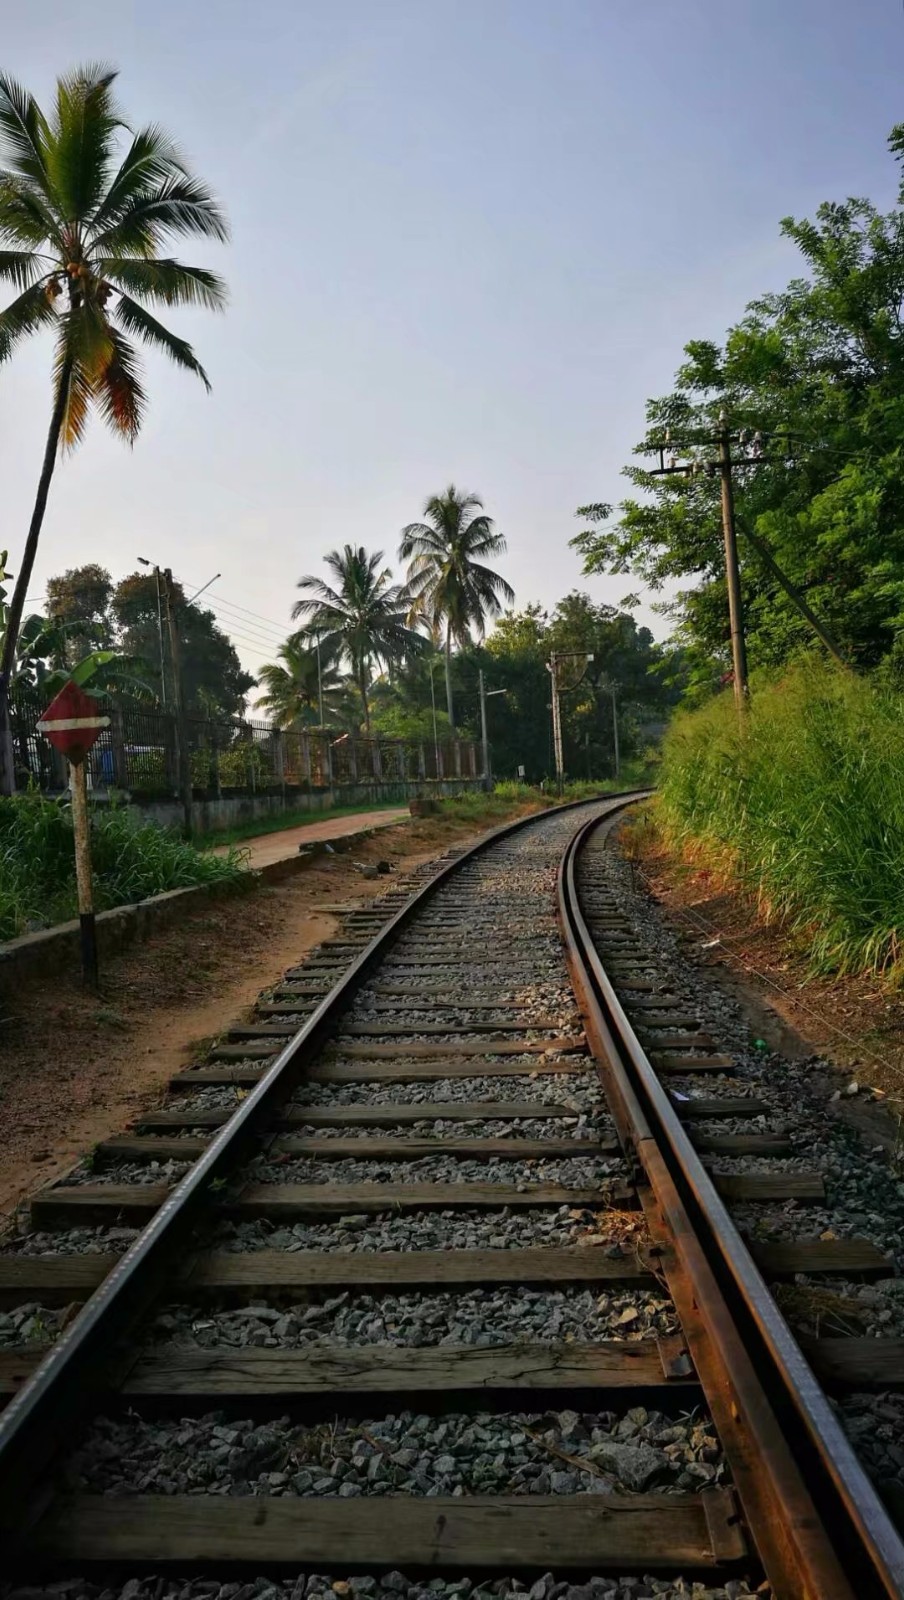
[399,486,514,733]
[0,64,228,790]
[292,545,423,734]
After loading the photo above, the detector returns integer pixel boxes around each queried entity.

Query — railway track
[1,795,903,1598]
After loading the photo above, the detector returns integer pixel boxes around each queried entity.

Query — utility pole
[717,413,749,710]
[478,671,505,791]
[315,634,324,727]
[479,669,489,788]
[162,568,193,836]
[546,651,594,796]
[138,557,168,706]
[649,415,849,712]
[609,684,620,779]
[547,653,564,797]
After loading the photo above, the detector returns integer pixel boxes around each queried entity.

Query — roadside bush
[657,659,904,974]
[0,791,245,942]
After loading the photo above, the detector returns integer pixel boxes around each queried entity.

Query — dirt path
[0,804,539,1220]
[210,806,408,868]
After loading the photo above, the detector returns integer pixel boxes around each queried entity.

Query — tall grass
[0,792,245,943]
[658,660,904,974]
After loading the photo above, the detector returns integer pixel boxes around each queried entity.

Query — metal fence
[9,687,480,797]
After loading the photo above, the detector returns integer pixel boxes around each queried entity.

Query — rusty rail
[558,807,904,1600]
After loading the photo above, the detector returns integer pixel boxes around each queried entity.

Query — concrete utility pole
[717,414,749,711]
[478,671,505,791]
[162,568,193,835]
[546,651,594,795]
[609,684,620,779]
[649,414,850,714]
[547,654,564,797]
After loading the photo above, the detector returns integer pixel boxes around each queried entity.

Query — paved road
[212,807,409,869]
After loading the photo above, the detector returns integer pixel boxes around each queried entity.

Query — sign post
[37,681,110,989]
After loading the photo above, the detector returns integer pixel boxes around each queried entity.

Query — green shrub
[0,791,246,943]
[657,659,904,974]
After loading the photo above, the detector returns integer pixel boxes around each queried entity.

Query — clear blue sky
[2,0,903,676]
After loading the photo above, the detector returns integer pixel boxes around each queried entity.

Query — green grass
[0,791,246,943]
[196,798,409,850]
[656,659,904,976]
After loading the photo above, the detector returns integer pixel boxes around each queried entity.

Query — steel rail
[0,790,645,1550]
[558,808,904,1600]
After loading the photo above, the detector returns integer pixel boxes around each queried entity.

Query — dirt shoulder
[0,801,542,1219]
[623,806,904,1135]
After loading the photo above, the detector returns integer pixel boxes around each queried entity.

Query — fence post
[454,741,462,778]
[110,703,127,788]
[273,729,285,801]
[418,743,426,780]
[469,742,477,778]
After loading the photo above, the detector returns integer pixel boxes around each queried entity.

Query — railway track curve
[0,794,902,1599]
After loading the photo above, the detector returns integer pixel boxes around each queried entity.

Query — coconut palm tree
[292,546,423,733]
[399,486,514,732]
[0,64,228,789]
[255,635,341,729]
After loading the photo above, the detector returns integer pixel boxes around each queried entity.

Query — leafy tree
[111,571,253,715]
[573,122,904,684]
[255,635,342,728]
[45,562,113,662]
[399,486,514,733]
[292,546,424,733]
[0,64,227,788]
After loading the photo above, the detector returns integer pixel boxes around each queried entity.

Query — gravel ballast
[148,1283,674,1349]
[65,1405,725,1499]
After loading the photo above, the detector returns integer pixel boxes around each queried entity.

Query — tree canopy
[573,122,904,693]
[293,545,424,733]
[399,486,514,732]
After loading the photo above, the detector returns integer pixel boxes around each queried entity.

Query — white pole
[429,662,439,775]
[479,669,489,785]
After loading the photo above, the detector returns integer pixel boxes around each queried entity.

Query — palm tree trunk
[0,359,72,795]
[444,624,455,735]
[359,668,371,735]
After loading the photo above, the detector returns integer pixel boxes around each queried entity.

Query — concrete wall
[132,778,484,835]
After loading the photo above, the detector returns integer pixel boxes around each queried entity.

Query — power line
[179,580,293,637]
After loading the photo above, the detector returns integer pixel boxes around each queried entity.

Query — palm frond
[0,248,48,290]
[95,174,229,256]
[52,328,92,449]
[291,577,346,621]
[90,124,188,230]
[0,73,50,190]
[93,323,145,439]
[114,292,210,387]
[45,65,120,221]
[0,177,62,249]
[466,562,516,607]
[0,280,57,363]
[99,257,226,310]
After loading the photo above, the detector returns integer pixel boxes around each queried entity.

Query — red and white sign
[37,680,110,764]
